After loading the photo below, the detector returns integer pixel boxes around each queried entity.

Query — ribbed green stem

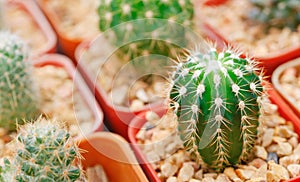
[170,48,263,171]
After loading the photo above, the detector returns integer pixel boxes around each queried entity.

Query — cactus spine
[0,117,84,182]
[249,0,300,31]
[169,47,264,171]
[0,31,39,130]
[98,0,194,62]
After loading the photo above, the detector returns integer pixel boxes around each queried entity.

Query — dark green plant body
[0,117,84,182]
[98,0,194,62]
[170,47,264,171]
[249,0,300,31]
[0,31,40,130]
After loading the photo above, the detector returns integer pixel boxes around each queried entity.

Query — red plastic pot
[4,0,57,57]
[196,0,300,77]
[272,57,300,118]
[78,132,148,181]
[128,85,300,182]
[35,0,99,61]
[75,40,165,140]
[32,53,104,134]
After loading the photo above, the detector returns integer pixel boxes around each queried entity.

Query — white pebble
[178,163,195,182]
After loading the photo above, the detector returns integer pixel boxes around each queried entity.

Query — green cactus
[169,46,264,171]
[0,31,40,130]
[249,0,300,31]
[97,0,194,62]
[0,117,85,182]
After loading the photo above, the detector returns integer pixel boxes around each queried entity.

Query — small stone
[277,142,293,156]
[254,146,268,160]
[287,164,300,178]
[203,173,217,179]
[166,176,178,182]
[110,85,128,105]
[86,165,108,182]
[288,136,298,149]
[246,177,266,182]
[293,144,300,154]
[263,103,278,114]
[253,163,267,179]
[279,155,300,167]
[224,167,242,182]
[189,179,201,182]
[136,129,146,140]
[161,162,178,177]
[262,128,274,147]
[136,88,149,103]
[202,177,215,182]
[266,171,281,182]
[145,111,160,123]
[130,99,145,111]
[235,168,256,180]
[267,152,279,164]
[266,144,279,153]
[194,169,203,180]
[268,160,289,180]
[216,174,231,182]
[146,151,160,163]
[273,136,287,143]
[178,163,195,182]
[249,158,267,168]
[275,125,293,138]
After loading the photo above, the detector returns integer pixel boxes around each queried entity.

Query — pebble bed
[40,0,100,39]
[279,67,300,111]
[4,2,47,56]
[80,45,168,111]
[198,0,300,57]
[136,98,300,182]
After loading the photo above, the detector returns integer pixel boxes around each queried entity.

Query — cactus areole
[170,47,264,171]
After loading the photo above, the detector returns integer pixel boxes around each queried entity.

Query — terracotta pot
[4,0,57,57]
[195,0,300,77]
[272,57,300,118]
[35,0,99,61]
[75,40,166,140]
[78,132,148,181]
[32,53,104,134]
[128,85,300,182]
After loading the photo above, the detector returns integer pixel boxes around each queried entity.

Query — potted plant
[195,0,300,76]
[35,0,100,60]
[2,0,57,57]
[272,57,300,118]
[128,44,300,181]
[75,0,199,140]
[0,31,103,150]
[0,117,148,181]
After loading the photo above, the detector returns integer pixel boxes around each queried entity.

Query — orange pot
[272,57,300,119]
[78,132,148,181]
[4,0,57,57]
[32,53,104,134]
[128,85,300,182]
[35,0,100,61]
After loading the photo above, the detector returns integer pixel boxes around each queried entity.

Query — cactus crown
[0,117,84,182]
[98,0,194,62]
[169,46,264,171]
[249,0,300,31]
[0,31,40,131]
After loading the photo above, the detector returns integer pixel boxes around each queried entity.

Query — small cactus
[0,31,40,130]
[0,117,85,182]
[169,46,264,171]
[98,0,194,62]
[249,0,300,31]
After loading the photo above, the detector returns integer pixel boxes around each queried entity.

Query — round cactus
[169,46,264,171]
[249,0,300,31]
[0,31,40,130]
[0,117,85,182]
[98,0,194,62]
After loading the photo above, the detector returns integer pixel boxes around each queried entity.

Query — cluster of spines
[169,47,264,171]
[0,117,84,182]
[249,0,300,31]
[98,0,194,62]
[0,31,39,130]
